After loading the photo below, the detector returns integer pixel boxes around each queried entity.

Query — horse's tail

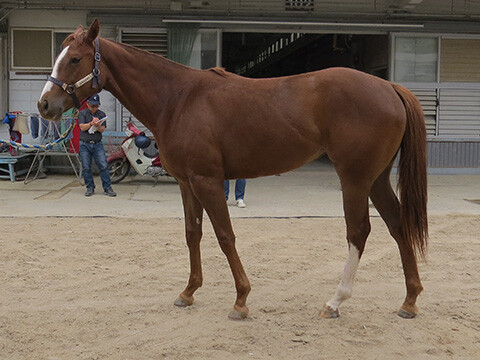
[391,83,428,260]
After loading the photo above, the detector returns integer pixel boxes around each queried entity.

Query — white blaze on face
[40,45,70,98]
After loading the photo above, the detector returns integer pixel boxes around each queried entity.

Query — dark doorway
[222,32,388,79]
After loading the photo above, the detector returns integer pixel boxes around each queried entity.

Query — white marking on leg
[326,244,360,311]
[40,46,70,98]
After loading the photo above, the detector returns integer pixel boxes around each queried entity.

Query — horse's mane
[108,39,195,71]
[209,67,231,78]
[62,33,76,48]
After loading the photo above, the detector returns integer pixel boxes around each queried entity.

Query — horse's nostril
[42,99,49,111]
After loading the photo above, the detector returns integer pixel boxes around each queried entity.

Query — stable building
[1,1,479,172]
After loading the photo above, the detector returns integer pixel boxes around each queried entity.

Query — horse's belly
[224,141,326,179]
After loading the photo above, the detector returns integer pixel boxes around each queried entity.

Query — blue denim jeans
[79,141,112,190]
[224,179,246,200]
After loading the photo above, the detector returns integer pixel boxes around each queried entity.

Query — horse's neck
[100,38,193,129]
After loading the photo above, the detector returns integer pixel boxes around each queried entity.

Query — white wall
[1,36,11,140]
[8,10,87,28]
[0,36,6,115]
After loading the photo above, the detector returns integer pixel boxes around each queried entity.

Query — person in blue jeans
[224,179,246,208]
[78,94,116,197]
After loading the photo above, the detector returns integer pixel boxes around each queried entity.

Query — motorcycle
[107,121,171,184]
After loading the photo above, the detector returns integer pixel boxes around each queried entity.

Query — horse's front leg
[174,181,204,307]
[190,176,251,320]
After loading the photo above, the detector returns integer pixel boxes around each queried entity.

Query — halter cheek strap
[47,37,101,109]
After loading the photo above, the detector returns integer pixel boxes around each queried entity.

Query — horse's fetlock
[336,285,352,301]
[407,280,423,295]
[237,281,251,297]
[190,276,203,289]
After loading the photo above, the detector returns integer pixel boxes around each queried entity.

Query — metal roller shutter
[411,89,438,137]
[438,89,480,137]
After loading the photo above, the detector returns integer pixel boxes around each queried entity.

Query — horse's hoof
[228,305,249,320]
[319,304,340,318]
[174,294,194,307]
[398,308,417,319]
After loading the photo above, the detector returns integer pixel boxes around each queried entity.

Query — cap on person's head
[87,94,100,106]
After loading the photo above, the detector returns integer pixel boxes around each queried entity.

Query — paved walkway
[0,160,479,218]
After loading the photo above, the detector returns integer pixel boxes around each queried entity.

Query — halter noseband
[47,37,101,109]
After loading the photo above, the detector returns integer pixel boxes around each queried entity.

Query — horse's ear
[85,18,100,44]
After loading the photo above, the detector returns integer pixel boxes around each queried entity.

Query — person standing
[78,94,116,197]
[224,179,247,208]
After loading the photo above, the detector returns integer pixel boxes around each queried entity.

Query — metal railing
[236,32,305,75]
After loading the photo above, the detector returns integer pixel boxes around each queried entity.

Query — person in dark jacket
[78,94,116,197]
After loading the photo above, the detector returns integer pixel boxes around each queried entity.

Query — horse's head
[38,19,101,121]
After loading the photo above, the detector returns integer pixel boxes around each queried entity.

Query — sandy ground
[0,160,479,359]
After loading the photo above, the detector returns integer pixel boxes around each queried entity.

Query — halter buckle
[94,52,101,62]
[65,84,77,94]
[93,68,101,77]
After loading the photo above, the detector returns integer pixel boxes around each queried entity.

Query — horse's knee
[217,233,235,251]
[185,229,202,247]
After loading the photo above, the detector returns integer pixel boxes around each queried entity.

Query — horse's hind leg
[320,180,371,318]
[174,181,205,307]
[369,165,423,318]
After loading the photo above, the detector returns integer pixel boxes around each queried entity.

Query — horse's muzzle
[37,96,63,121]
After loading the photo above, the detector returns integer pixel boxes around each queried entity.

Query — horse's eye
[71,58,81,64]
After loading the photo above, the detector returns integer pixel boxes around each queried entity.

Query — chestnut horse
[38,20,428,320]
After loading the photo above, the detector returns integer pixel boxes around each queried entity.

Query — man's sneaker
[104,187,117,197]
[236,199,246,208]
[85,188,94,197]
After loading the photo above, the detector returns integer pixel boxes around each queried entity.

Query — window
[11,29,72,71]
[12,29,52,70]
[440,39,480,82]
[188,30,220,70]
[121,29,168,56]
[394,37,438,82]
[55,32,71,58]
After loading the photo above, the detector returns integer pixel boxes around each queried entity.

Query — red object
[9,131,21,156]
[107,147,126,162]
[68,101,88,153]
[152,156,162,167]
[127,121,143,135]
[68,118,80,153]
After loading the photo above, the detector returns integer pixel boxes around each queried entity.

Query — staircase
[236,32,322,76]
